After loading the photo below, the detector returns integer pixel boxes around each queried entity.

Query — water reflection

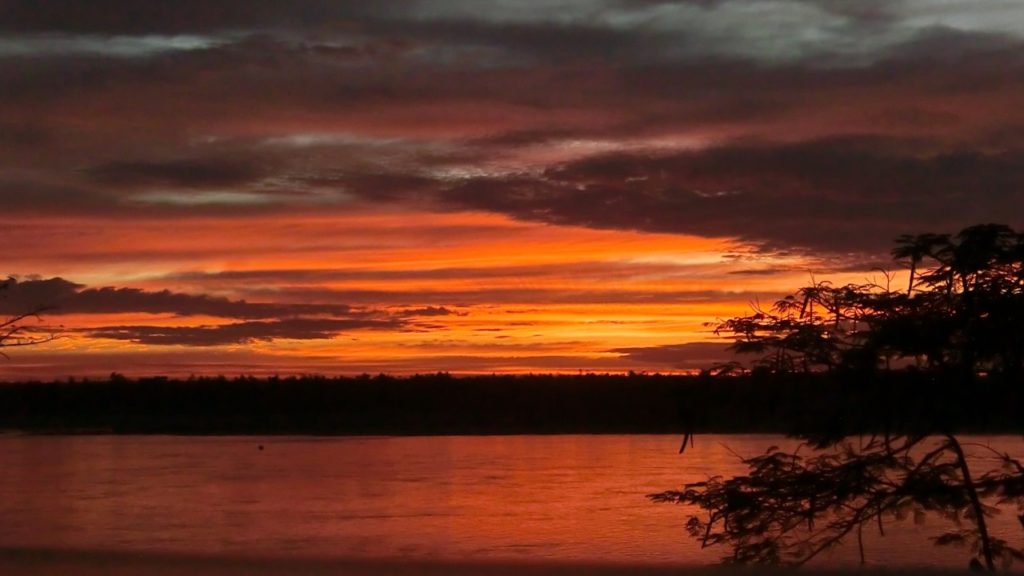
[0,434,1020,568]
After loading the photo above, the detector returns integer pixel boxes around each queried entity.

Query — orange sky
[2,208,845,378]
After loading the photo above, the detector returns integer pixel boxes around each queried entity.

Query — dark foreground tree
[651,224,1024,570]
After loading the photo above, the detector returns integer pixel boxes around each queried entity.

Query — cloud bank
[1,0,1023,254]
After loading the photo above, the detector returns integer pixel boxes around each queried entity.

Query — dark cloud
[88,159,266,190]
[0,0,951,70]
[0,1,387,34]
[436,139,1024,253]
[398,306,463,317]
[728,268,795,276]
[0,1,905,36]
[0,180,115,214]
[84,317,399,346]
[612,341,740,370]
[0,277,371,320]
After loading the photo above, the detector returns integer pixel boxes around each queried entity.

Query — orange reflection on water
[2,435,1019,568]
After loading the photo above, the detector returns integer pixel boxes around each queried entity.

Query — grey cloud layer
[3,1,1014,65]
[3,1,1024,255]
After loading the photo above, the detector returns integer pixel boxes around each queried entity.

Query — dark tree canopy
[710,224,1024,380]
[652,224,1024,571]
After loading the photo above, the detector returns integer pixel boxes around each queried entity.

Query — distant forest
[0,371,1020,435]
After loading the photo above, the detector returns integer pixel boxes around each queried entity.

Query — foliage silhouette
[651,224,1024,570]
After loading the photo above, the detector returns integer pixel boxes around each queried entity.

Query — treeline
[0,372,1020,435]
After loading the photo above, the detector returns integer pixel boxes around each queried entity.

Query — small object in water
[258,445,264,451]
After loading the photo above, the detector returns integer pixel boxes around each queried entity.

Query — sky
[2,0,1024,378]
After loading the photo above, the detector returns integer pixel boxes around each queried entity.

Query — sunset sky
[2,0,1024,378]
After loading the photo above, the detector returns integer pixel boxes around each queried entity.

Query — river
[1,434,1021,570]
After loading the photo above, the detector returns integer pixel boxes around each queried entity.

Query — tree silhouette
[652,224,1024,570]
[892,233,950,296]
[0,278,58,357]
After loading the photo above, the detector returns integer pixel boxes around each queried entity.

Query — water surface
[0,434,1020,568]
